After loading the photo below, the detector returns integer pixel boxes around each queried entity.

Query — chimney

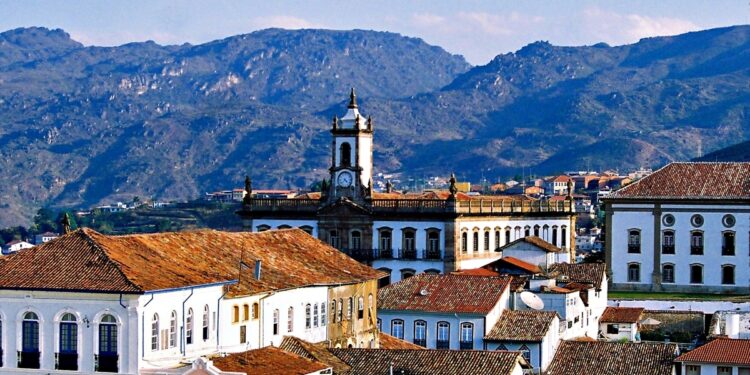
[254,260,262,280]
[726,313,740,339]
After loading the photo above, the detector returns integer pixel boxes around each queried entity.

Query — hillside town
[1,91,748,375]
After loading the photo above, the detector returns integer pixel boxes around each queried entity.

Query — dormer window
[340,142,351,167]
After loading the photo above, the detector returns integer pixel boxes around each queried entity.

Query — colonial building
[0,228,382,374]
[675,338,750,375]
[238,90,576,284]
[546,341,678,375]
[604,162,750,293]
[599,307,644,342]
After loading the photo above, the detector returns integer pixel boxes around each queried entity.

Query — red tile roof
[500,236,562,253]
[451,268,502,277]
[0,228,383,295]
[547,341,678,375]
[485,310,558,342]
[611,162,750,200]
[496,256,542,274]
[377,274,511,314]
[280,336,352,374]
[600,307,645,324]
[675,338,750,366]
[550,263,606,290]
[211,346,330,375]
[378,332,425,350]
[329,348,527,375]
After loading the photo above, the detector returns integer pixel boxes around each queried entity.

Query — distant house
[545,175,573,196]
[33,232,58,245]
[484,310,560,372]
[546,341,678,375]
[94,201,129,213]
[599,307,644,342]
[675,338,750,375]
[1,240,34,255]
[499,236,570,266]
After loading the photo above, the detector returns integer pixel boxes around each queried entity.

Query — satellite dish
[520,291,544,310]
[419,289,429,296]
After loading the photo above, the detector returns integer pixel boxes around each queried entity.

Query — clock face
[337,172,353,187]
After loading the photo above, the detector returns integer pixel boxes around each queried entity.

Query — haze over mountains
[1,25,750,226]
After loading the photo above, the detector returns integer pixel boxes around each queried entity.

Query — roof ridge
[77,228,144,292]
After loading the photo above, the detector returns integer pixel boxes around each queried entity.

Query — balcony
[436,340,450,350]
[56,352,78,371]
[690,246,703,255]
[340,248,442,261]
[661,245,675,254]
[425,248,441,260]
[414,338,427,347]
[401,249,418,260]
[18,350,40,369]
[459,341,474,350]
[240,198,320,213]
[96,353,119,373]
[722,246,735,256]
[627,244,640,253]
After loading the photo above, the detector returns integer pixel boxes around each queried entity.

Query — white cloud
[582,7,700,45]
[411,13,446,28]
[250,15,323,30]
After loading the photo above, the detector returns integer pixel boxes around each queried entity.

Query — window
[494,230,501,250]
[722,265,735,285]
[686,365,701,375]
[329,230,340,249]
[377,318,382,332]
[305,303,312,329]
[202,305,209,341]
[252,303,259,319]
[58,313,78,371]
[524,226,531,237]
[20,312,40,368]
[414,320,427,347]
[233,305,239,323]
[347,297,353,320]
[472,231,479,252]
[718,367,732,375]
[496,343,508,350]
[691,214,704,227]
[628,229,641,253]
[273,309,279,335]
[338,299,343,322]
[183,308,193,346]
[300,226,313,235]
[427,230,440,257]
[240,325,247,344]
[505,228,511,244]
[662,264,675,283]
[662,230,675,254]
[722,214,736,228]
[461,232,468,252]
[519,344,531,361]
[256,224,270,232]
[313,304,319,327]
[437,322,450,349]
[350,230,362,250]
[403,229,416,251]
[561,226,567,248]
[460,323,473,350]
[551,227,558,246]
[151,313,159,351]
[723,231,735,256]
[691,231,704,255]
[607,324,619,334]
[484,230,490,251]
[401,269,415,279]
[331,300,337,323]
[690,264,703,284]
[290,306,296,332]
[243,304,249,321]
[628,263,640,282]
[533,225,540,237]
[358,297,364,319]
[379,229,392,252]
[368,294,374,311]
[391,320,404,339]
[98,315,118,373]
[0,315,2,368]
[321,303,327,326]
[340,142,351,167]
[169,311,177,348]
[662,214,675,227]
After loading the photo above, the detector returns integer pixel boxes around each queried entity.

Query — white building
[238,91,576,285]
[675,338,750,375]
[598,307,644,342]
[0,227,382,374]
[33,232,59,245]
[484,310,560,373]
[605,162,750,294]
[1,240,34,255]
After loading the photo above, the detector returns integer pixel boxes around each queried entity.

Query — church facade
[238,90,576,284]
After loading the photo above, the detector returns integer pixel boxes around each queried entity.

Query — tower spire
[348,87,358,109]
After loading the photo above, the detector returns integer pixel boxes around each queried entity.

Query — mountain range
[1,25,750,227]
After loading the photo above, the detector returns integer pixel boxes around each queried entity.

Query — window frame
[391,319,404,340]
[627,229,641,253]
[627,263,641,282]
[413,320,427,347]
[690,264,704,284]
[662,264,675,284]
[721,264,735,285]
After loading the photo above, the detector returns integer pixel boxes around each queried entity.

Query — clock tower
[326,88,373,203]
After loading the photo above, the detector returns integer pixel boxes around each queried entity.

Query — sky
[1,0,749,65]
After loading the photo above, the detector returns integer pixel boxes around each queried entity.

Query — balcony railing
[628,244,640,253]
[414,338,427,347]
[56,352,78,371]
[242,198,320,212]
[96,353,119,373]
[722,246,735,256]
[455,199,574,214]
[690,246,703,255]
[18,350,40,369]
[661,245,675,254]
[459,341,473,350]
[340,248,443,261]
[436,340,450,350]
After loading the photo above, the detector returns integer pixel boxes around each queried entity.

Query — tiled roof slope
[498,256,543,274]
[611,162,750,199]
[550,263,606,289]
[485,310,558,342]
[377,274,511,314]
[379,332,425,350]
[547,341,678,375]
[211,346,330,375]
[500,236,562,253]
[279,336,352,374]
[600,307,645,324]
[329,348,525,375]
[675,338,750,366]
[0,228,383,295]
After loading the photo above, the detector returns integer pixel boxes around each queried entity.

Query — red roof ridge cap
[77,228,144,293]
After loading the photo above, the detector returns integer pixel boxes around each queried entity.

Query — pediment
[318,198,371,216]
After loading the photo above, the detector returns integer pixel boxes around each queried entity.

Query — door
[20,321,40,368]
[98,323,118,372]
[58,322,78,370]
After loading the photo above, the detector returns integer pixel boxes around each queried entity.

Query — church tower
[327,88,373,203]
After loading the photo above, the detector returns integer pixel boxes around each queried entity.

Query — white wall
[251,220,318,237]
[258,287,329,348]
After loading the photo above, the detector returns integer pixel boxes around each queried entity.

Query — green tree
[33,208,57,233]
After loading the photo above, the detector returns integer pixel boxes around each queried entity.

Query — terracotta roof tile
[378,332,425,350]
[485,310,558,342]
[496,256,542,274]
[329,348,526,375]
[377,274,511,314]
[279,336,352,374]
[600,307,645,324]
[500,236,562,253]
[611,162,750,199]
[675,338,750,366]
[547,341,678,375]
[211,346,330,375]
[451,268,502,277]
[0,228,384,295]
[549,263,606,290]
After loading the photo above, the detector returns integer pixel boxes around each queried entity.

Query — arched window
[690,264,703,284]
[627,263,640,282]
[278,224,292,230]
[400,268,416,279]
[472,231,479,252]
[401,228,416,251]
[484,230,490,251]
[662,230,675,254]
[321,303,327,326]
[256,224,270,232]
[252,303,259,319]
[551,226,559,247]
[368,294,374,311]
[437,321,450,349]
[243,304,249,321]
[300,226,313,235]
[59,313,78,370]
[379,228,392,253]
[20,311,40,369]
[232,305,239,323]
[313,304,319,327]
[350,230,362,250]
[272,309,279,335]
[460,323,474,350]
[331,300,337,323]
[358,297,365,319]
[337,298,343,322]
[524,226,531,237]
[202,305,209,341]
[391,319,404,339]
[340,142,352,167]
[505,227,512,244]
[414,320,427,347]
[628,229,641,253]
[494,229,501,251]
[561,226,567,248]
[186,309,193,345]
[151,313,159,351]
[722,265,735,285]
[461,232,468,252]
[690,231,704,255]
[329,230,340,249]
[542,225,549,241]
[377,318,382,332]
[305,304,312,329]
[169,311,177,348]
[425,268,440,275]
[347,297,354,320]
[533,225,540,237]
[519,344,531,361]
[289,306,295,332]
[662,264,675,284]
[722,231,736,256]
[514,226,522,239]
[99,315,118,372]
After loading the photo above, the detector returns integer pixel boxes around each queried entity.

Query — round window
[722,214,736,228]
[662,214,675,227]
[691,214,704,227]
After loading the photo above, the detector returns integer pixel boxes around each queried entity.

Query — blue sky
[1,0,748,64]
